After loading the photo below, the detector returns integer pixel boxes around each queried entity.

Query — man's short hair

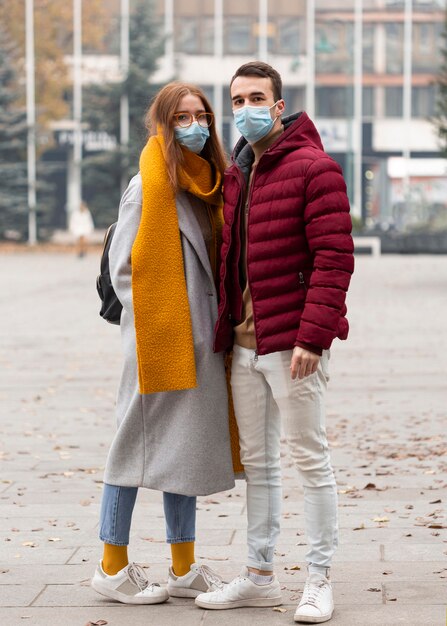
[230,61,283,102]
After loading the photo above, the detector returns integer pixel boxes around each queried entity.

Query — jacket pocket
[299,272,308,292]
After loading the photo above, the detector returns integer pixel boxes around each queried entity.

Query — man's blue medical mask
[233,102,279,144]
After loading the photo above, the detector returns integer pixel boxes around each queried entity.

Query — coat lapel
[176,192,215,288]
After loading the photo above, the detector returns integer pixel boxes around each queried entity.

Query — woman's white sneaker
[195,566,282,610]
[294,572,334,623]
[167,563,225,598]
[91,561,169,605]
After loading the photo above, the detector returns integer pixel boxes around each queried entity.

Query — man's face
[230,75,284,115]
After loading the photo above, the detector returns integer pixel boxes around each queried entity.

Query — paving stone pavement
[0,251,446,626]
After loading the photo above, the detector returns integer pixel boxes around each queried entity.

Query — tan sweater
[234,124,284,349]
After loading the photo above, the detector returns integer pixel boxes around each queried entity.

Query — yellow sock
[102,543,129,576]
[170,541,195,577]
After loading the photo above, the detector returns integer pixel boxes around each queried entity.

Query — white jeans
[231,345,338,572]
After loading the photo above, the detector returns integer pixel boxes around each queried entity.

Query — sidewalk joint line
[29,584,47,607]
[65,546,80,565]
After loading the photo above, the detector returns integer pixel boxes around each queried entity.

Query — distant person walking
[195,61,354,623]
[91,82,239,605]
[69,200,94,257]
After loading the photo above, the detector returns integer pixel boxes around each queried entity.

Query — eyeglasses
[173,112,214,129]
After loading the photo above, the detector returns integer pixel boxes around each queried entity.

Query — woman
[69,200,94,257]
[91,82,241,605]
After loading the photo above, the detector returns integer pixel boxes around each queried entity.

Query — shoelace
[301,579,328,607]
[194,564,225,590]
[127,562,160,592]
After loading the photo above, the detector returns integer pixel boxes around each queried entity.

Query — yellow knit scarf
[131,133,223,394]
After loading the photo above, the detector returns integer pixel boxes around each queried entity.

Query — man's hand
[290,346,320,380]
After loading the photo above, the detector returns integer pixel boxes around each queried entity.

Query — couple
[91,61,354,624]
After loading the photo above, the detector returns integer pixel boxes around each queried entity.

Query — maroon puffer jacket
[214,111,354,356]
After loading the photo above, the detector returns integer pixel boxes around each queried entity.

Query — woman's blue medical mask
[233,102,279,144]
[174,122,209,154]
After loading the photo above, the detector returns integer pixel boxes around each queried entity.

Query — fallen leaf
[429,499,441,504]
[22,542,38,548]
[363,483,377,490]
[372,517,389,523]
[84,621,108,626]
[382,571,393,575]
[388,597,397,602]
[48,537,61,542]
[79,500,91,506]
[367,587,381,592]
[272,607,287,613]
[289,565,301,570]
[353,524,365,531]
[427,524,446,529]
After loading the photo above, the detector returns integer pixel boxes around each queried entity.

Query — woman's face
[173,93,206,128]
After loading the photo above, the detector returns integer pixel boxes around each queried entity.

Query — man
[195,62,354,623]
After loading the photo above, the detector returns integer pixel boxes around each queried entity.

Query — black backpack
[96,222,123,325]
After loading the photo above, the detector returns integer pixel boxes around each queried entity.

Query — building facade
[149,0,446,228]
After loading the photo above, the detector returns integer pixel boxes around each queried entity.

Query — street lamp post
[306,0,315,119]
[258,0,268,61]
[120,0,129,195]
[72,0,82,217]
[353,0,363,221]
[214,0,223,140]
[402,0,413,208]
[25,0,37,245]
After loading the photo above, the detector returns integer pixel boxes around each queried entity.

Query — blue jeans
[99,483,196,545]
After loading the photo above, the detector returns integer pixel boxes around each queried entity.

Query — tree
[0,0,115,128]
[0,26,28,239]
[82,0,165,227]
[434,9,447,154]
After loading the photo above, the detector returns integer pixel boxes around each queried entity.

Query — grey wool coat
[103,173,236,496]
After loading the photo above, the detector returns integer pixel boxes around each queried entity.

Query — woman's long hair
[145,82,228,190]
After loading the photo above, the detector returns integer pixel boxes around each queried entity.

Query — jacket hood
[231,111,324,172]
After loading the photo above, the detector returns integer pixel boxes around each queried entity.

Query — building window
[202,16,214,55]
[276,18,301,55]
[177,17,199,53]
[363,24,375,74]
[282,87,305,113]
[316,87,348,117]
[315,22,353,74]
[412,85,436,117]
[385,23,403,75]
[385,87,403,117]
[413,23,442,73]
[363,87,375,118]
[225,16,254,54]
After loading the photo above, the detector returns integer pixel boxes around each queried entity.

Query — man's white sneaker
[294,572,334,623]
[167,563,225,598]
[91,561,169,605]
[194,566,282,610]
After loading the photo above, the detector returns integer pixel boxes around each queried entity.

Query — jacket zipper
[246,164,261,350]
